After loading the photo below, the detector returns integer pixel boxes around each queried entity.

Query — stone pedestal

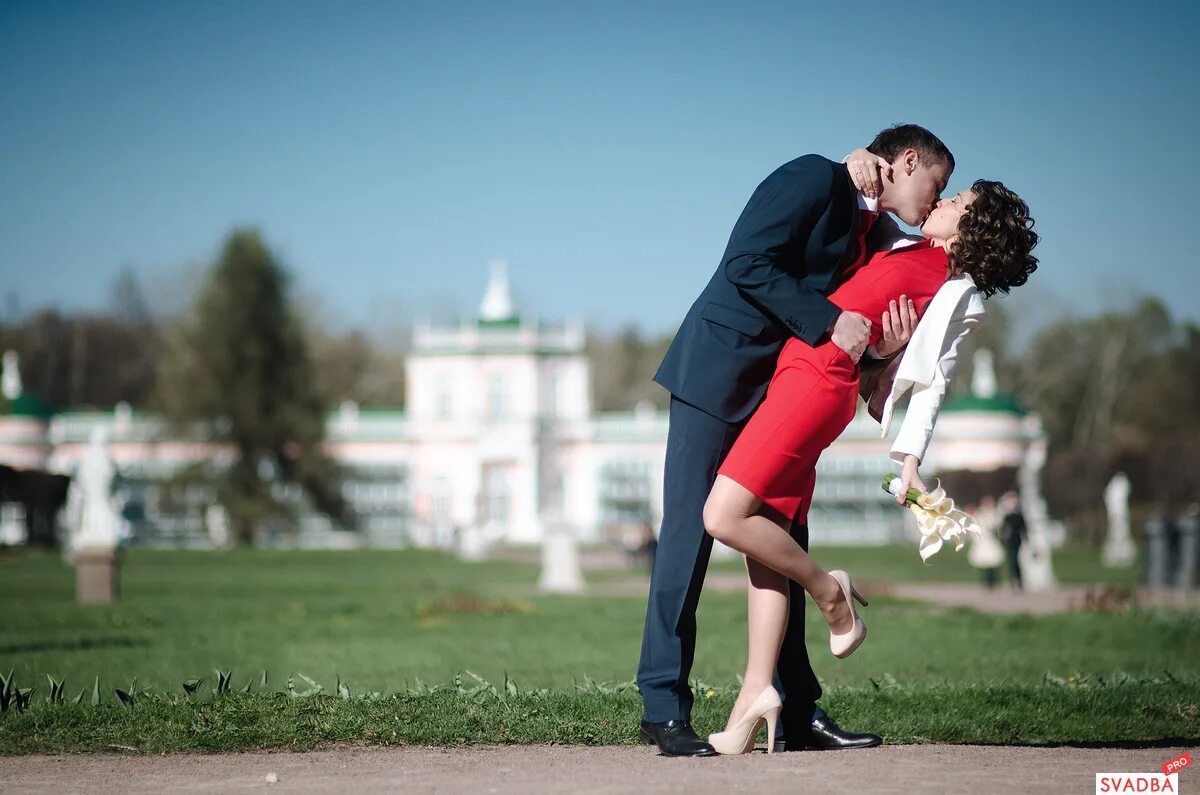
[457,525,488,562]
[1142,516,1172,589]
[1103,531,1137,568]
[1176,514,1198,590]
[538,524,584,594]
[1177,512,1199,590]
[72,546,120,605]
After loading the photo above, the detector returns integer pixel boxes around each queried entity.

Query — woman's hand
[844,148,893,198]
[873,295,918,358]
[897,454,927,504]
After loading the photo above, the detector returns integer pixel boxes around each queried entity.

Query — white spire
[479,259,515,321]
[972,349,997,399]
[2,350,21,400]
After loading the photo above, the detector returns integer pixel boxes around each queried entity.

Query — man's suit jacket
[655,155,866,424]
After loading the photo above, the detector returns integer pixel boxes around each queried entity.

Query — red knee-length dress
[717,239,951,523]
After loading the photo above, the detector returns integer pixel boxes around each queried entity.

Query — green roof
[324,406,408,419]
[943,393,1026,415]
[0,392,53,419]
[477,316,521,329]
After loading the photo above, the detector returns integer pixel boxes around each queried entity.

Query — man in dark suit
[637,124,955,755]
[999,491,1028,590]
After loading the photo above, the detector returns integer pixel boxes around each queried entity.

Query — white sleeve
[889,309,982,465]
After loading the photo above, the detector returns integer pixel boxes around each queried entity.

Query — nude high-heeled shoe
[828,569,868,659]
[707,686,783,755]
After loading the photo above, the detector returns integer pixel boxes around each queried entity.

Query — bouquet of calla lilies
[882,474,983,563]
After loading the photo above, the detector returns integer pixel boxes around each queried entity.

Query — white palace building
[0,264,1046,549]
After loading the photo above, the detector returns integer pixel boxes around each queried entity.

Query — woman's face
[921,189,977,240]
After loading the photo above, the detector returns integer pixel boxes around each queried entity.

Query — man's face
[890,153,951,227]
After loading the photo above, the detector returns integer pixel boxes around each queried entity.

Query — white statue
[69,427,124,550]
[0,504,27,545]
[1017,433,1057,591]
[2,350,21,400]
[1103,472,1136,567]
[972,349,997,399]
[205,503,232,549]
[114,401,133,432]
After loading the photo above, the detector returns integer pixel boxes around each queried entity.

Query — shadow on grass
[0,636,144,655]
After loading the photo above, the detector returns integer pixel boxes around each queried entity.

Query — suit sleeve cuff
[783,298,841,347]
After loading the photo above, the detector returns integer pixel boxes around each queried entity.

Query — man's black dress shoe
[639,719,717,757]
[773,712,883,752]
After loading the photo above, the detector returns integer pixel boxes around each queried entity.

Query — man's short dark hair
[867,124,955,171]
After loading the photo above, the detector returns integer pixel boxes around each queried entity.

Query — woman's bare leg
[704,474,852,634]
[724,553,790,731]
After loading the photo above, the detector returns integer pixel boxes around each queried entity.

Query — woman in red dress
[702,180,1039,754]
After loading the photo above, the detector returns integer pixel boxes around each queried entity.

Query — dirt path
[883,583,1200,614]
[2,744,1194,794]
[590,572,1200,615]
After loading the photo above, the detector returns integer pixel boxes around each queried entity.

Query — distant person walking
[999,491,1027,589]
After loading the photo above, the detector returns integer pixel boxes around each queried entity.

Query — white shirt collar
[888,232,926,250]
[856,192,879,213]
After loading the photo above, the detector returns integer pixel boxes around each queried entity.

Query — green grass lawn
[0,546,1167,691]
[0,546,1195,752]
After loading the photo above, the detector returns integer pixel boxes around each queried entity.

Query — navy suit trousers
[636,396,822,730]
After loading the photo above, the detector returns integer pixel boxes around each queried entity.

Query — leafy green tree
[1010,298,1199,533]
[310,328,407,407]
[156,229,346,543]
[586,326,672,411]
[0,305,161,410]
[1014,297,1175,451]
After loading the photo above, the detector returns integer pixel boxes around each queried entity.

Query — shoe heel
[851,585,868,607]
[710,687,781,755]
[764,706,781,755]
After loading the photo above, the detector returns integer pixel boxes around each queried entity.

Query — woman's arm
[843,148,892,198]
[888,303,983,499]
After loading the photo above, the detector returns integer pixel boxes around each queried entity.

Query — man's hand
[830,311,871,362]
[897,454,928,505]
[844,148,893,198]
[873,295,918,358]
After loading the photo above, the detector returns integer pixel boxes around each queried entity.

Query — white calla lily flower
[908,480,983,563]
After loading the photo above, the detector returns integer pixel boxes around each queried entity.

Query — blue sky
[1,0,1197,337]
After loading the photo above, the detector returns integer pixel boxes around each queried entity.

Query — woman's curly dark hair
[949,179,1039,298]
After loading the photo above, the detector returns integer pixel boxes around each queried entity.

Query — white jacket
[880,273,986,464]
